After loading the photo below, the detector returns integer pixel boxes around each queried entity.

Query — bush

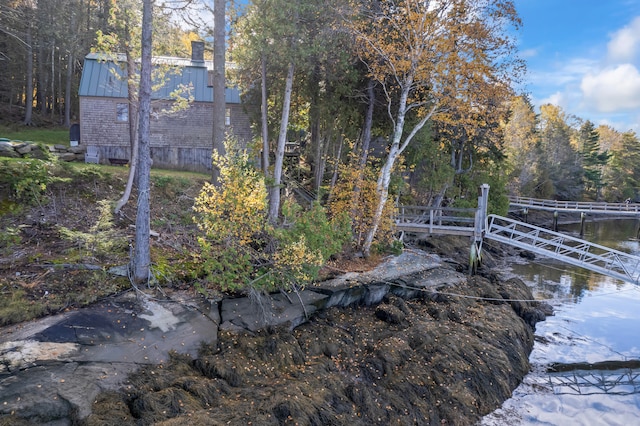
[192,139,350,293]
[0,159,50,204]
[193,144,268,246]
[278,199,351,262]
[328,161,396,252]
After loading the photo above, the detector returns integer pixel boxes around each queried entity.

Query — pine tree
[605,131,640,201]
[580,120,609,201]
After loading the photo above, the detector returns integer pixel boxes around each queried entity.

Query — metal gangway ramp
[545,360,640,395]
[485,214,640,284]
[546,368,640,395]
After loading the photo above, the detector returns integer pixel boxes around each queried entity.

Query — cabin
[78,41,253,173]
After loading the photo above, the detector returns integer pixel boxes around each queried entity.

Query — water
[480,218,640,425]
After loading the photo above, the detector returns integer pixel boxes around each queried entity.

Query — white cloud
[607,16,640,63]
[539,91,567,108]
[528,58,595,87]
[519,48,538,59]
[581,64,640,112]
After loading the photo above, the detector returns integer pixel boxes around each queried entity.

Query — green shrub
[0,159,50,204]
[196,241,254,292]
[277,199,351,262]
[58,199,127,259]
[192,139,350,294]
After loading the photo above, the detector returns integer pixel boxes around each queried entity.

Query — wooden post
[553,210,558,232]
[580,212,586,236]
[429,209,434,234]
[523,207,528,223]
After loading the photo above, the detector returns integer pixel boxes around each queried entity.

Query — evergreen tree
[535,104,581,200]
[604,131,640,202]
[579,120,609,201]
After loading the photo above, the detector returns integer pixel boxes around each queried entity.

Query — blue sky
[513,0,640,133]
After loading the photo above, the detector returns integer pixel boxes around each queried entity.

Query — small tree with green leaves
[193,138,269,292]
[193,138,347,293]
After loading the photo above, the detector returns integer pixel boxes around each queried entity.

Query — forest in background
[2,0,640,212]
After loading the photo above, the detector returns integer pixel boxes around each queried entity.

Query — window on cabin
[116,103,129,122]
[226,108,231,126]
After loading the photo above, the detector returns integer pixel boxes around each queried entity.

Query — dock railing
[509,196,640,214]
[396,184,489,242]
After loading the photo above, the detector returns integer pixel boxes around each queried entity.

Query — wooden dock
[395,187,640,284]
[509,196,640,216]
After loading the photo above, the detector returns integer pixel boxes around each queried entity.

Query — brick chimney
[191,41,205,63]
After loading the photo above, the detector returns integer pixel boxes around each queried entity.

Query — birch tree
[95,1,193,213]
[132,0,153,284]
[349,0,522,257]
[232,0,306,223]
[211,0,226,185]
[95,0,144,214]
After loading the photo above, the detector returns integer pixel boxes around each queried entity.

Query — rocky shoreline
[0,244,550,425]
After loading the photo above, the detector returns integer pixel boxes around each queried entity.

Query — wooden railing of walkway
[395,186,640,283]
[395,184,490,243]
[509,196,640,215]
[395,205,480,237]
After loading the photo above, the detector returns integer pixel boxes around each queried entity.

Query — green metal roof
[78,53,241,104]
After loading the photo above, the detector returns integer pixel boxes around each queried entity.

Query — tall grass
[0,125,69,145]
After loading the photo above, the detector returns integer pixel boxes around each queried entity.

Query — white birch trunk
[115,54,139,214]
[268,61,295,223]
[361,74,436,257]
[132,0,153,284]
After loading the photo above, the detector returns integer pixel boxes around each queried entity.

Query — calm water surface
[480,218,640,426]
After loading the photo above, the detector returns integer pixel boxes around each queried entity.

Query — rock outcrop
[0,250,549,425]
[0,140,85,162]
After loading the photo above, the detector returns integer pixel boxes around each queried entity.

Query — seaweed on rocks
[83,273,545,426]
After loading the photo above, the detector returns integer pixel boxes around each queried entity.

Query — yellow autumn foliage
[272,235,324,289]
[328,161,396,252]
[193,142,268,246]
[192,138,345,293]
